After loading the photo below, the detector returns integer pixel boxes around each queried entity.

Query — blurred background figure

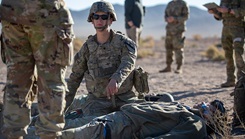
[207,0,245,87]
[124,0,145,47]
[159,0,189,74]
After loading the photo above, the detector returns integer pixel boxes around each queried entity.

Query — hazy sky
[64,0,220,11]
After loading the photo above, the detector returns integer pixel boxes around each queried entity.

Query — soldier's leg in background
[232,28,245,80]
[136,26,143,47]
[30,25,66,138]
[1,21,35,138]
[173,33,185,74]
[159,33,173,73]
[126,27,137,46]
[221,29,236,87]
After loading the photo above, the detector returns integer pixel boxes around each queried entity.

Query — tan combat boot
[159,65,171,73]
[174,65,182,74]
[220,81,235,88]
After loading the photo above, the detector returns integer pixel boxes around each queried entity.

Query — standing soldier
[124,0,145,47]
[0,0,74,139]
[207,0,245,87]
[64,0,143,128]
[159,0,189,74]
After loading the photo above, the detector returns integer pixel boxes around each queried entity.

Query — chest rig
[86,33,123,79]
[83,31,136,98]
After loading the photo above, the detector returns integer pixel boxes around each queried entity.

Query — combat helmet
[87,0,117,22]
[144,93,175,102]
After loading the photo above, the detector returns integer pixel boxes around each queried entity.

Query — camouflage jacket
[165,0,189,33]
[0,0,74,28]
[214,0,245,26]
[68,30,137,98]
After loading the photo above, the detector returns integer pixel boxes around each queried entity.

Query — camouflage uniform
[64,1,142,128]
[229,0,245,126]
[65,29,140,115]
[0,0,74,138]
[160,0,189,74]
[60,102,207,139]
[215,0,245,87]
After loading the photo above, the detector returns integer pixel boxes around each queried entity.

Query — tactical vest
[84,32,134,98]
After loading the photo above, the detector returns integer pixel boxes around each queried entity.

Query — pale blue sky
[64,0,220,11]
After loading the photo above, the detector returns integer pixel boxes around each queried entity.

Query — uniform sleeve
[124,0,134,22]
[175,2,189,23]
[110,38,137,87]
[65,43,89,108]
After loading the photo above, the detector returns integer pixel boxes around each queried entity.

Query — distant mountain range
[71,4,223,40]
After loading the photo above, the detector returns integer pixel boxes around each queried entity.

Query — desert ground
[0,37,244,138]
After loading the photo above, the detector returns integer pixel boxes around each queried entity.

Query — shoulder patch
[123,37,136,54]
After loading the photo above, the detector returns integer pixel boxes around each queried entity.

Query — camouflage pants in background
[165,31,185,67]
[1,21,68,138]
[221,26,245,82]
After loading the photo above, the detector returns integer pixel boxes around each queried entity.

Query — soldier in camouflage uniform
[60,96,232,139]
[208,0,245,87]
[0,0,74,139]
[64,0,142,128]
[159,0,189,74]
[60,101,208,139]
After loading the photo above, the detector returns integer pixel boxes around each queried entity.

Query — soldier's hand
[217,7,228,13]
[106,79,119,99]
[166,16,175,23]
[127,21,135,28]
[208,9,215,14]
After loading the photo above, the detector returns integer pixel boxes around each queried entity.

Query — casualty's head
[194,100,227,136]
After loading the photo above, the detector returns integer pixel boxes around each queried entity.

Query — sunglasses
[92,14,110,20]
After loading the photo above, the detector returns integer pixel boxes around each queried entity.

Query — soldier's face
[92,12,112,28]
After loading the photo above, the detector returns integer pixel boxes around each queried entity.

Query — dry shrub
[139,36,155,48]
[193,34,202,41]
[205,110,232,139]
[201,45,225,61]
[137,48,154,59]
[137,36,155,58]
[73,38,84,53]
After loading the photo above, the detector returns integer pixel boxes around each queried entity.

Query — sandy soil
[0,38,244,138]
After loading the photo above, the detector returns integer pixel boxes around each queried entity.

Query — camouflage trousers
[64,94,143,129]
[221,25,245,82]
[1,21,68,138]
[165,31,185,67]
[60,102,207,139]
[126,26,142,47]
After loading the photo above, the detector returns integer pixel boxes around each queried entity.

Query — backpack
[133,66,149,99]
